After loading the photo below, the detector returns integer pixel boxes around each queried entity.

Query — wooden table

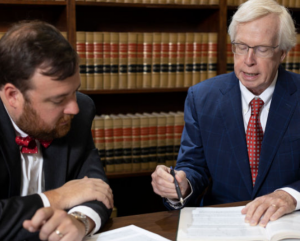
[100,201,249,241]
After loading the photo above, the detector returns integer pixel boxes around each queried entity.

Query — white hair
[228,0,297,52]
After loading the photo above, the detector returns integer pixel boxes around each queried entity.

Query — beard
[16,101,74,141]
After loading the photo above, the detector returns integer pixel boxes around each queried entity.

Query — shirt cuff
[68,206,101,236]
[166,179,193,209]
[38,193,51,207]
[279,187,300,210]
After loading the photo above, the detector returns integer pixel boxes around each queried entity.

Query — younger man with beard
[0,21,113,241]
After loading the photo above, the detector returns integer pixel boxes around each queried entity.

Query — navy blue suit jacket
[0,92,111,241]
[167,67,300,208]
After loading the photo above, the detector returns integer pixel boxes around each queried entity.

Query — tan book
[182,0,191,4]
[76,32,87,90]
[94,115,106,170]
[143,0,151,3]
[111,115,124,172]
[0,32,6,39]
[160,33,169,88]
[142,33,153,88]
[151,0,159,3]
[94,32,103,90]
[161,112,175,167]
[176,33,186,87]
[285,46,294,72]
[167,0,175,3]
[292,34,300,74]
[281,0,289,6]
[207,32,218,79]
[168,33,178,88]
[103,32,111,90]
[86,32,94,90]
[174,0,182,3]
[199,0,208,4]
[110,32,119,89]
[200,33,208,82]
[151,32,162,88]
[209,0,219,4]
[296,0,300,7]
[127,114,141,171]
[143,113,158,169]
[61,31,67,39]
[289,0,296,7]
[104,115,114,173]
[153,112,166,166]
[136,33,144,89]
[191,0,200,4]
[173,111,184,167]
[118,114,133,172]
[192,33,202,86]
[159,0,167,3]
[119,32,128,89]
[136,113,150,170]
[226,34,234,73]
[128,32,137,89]
[184,33,194,87]
[227,0,235,5]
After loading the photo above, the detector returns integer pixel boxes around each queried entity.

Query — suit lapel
[43,136,68,190]
[219,73,253,196]
[252,68,298,197]
[0,98,22,197]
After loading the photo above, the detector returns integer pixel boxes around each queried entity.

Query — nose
[244,48,256,66]
[64,95,79,115]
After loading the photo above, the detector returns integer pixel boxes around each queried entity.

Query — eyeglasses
[231,42,279,58]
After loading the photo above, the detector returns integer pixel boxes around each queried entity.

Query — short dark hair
[0,20,78,93]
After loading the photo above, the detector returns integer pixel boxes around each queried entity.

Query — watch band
[70,211,90,236]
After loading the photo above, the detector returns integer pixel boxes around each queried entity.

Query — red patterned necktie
[246,98,264,186]
[15,136,52,154]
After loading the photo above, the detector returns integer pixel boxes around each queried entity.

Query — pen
[170,166,184,205]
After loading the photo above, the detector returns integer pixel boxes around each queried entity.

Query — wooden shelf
[0,1,66,5]
[106,169,154,179]
[80,87,188,95]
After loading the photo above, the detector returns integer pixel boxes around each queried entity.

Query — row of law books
[226,34,300,74]
[75,0,219,5]
[77,31,218,90]
[228,0,300,7]
[91,111,184,173]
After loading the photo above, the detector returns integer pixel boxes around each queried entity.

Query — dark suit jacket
[165,66,300,209]
[0,92,111,241]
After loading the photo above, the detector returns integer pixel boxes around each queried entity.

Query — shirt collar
[239,71,278,109]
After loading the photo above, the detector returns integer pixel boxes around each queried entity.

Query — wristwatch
[70,211,90,236]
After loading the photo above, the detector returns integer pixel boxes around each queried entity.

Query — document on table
[84,225,171,241]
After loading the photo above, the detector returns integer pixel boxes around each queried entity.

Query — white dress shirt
[8,113,101,235]
[168,72,300,210]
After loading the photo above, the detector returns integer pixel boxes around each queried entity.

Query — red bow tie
[15,136,52,154]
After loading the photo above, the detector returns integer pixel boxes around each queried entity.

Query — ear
[280,50,287,62]
[2,83,25,109]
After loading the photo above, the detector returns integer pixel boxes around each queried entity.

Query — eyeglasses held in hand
[231,42,279,58]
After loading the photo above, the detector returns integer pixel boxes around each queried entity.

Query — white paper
[84,225,171,241]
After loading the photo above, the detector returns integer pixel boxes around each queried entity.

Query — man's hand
[241,190,297,227]
[23,207,87,241]
[151,165,190,201]
[44,177,114,210]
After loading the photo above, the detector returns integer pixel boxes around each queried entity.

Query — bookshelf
[1,0,299,217]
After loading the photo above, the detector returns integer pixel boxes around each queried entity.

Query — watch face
[74,212,86,219]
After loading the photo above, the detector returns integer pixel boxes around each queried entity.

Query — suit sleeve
[164,86,211,209]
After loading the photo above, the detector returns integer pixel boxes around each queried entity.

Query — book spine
[168,33,178,88]
[132,116,141,171]
[128,33,137,89]
[103,32,111,90]
[174,112,184,167]
[209,0,219,4]
[226,34,234,73]
[175,33,186,87]
[142,33,153,88]
[200,33,208,82]
[165,113,175,167]
[94,116,106,170]
[110,32,119,90]
[160,33,169,88]
[207,32,218,79]
[94,32,103,90]
[136,33,144,89]
[112,116,124,172]
[139,116,150,170]
[147,115,158,169]
[104,116,114,173]
[76,31,87,90]
[192,33,201,86]
[184,32,194,87]
[119,32,128,89]
[285,46,294,72]
[121,116,133,172]
[199,0,208,4]
[292,34,300,74]
[190,0,200,4]
[86,32,95,90]
[295,0,300,7]
[157,115,166,166]
[182,0,191,4]
[151,32,162,88]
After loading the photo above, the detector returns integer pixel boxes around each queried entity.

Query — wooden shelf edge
[0,1,66,5]
[80,87,189,95]
[106,169,154,179]
[75,1,219,9]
